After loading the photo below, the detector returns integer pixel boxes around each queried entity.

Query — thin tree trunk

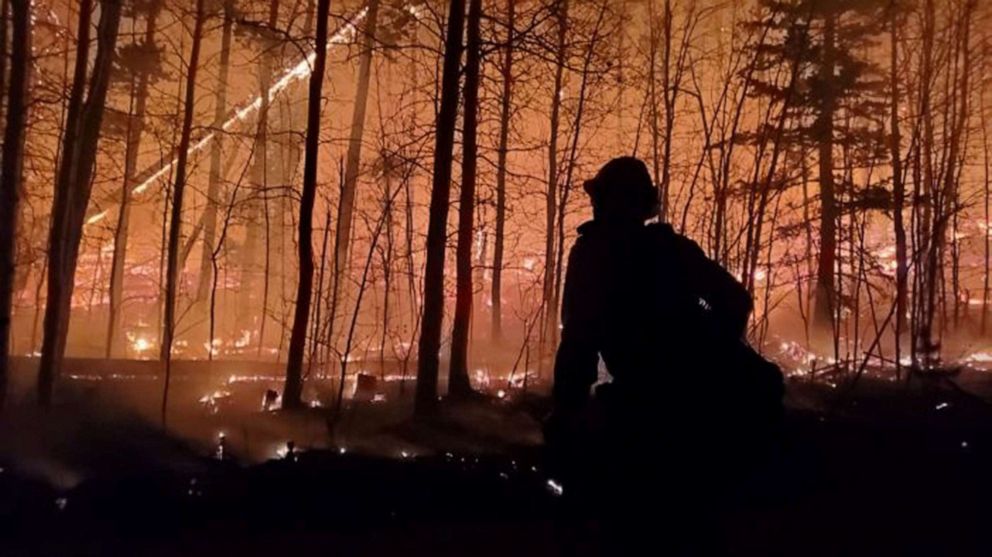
[414,0,465,416]
[490,0,514,343]
[647,0,660,200]
[888,3,908,374]
[161,0,207,425]
[812,11,838,343]
[283,0,332,410]
[107,5,161,357]
[449,0,482,398]
[0,0,8,125]
[922,0,972,365]
[659,0,673,221]
[256,0,281,358]
[307,207,331,377]
[197,0,234,301]
[916,0,936,363]
[38,0,123,406]
[982,35,990,334]
[331,0,380,331]
[0,0,31,409]
[542,0,567,351]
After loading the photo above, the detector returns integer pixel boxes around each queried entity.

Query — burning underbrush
[0,359,548,496]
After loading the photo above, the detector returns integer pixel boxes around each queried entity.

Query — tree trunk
[659,0,674,221]
[0,0,8,126]
[331,0,380,333]
[414,0,465,416]
[923,1,972,364]
[106,5,160,358]
[37,0,122,407]
[812,11,838,344]
[448,0,482,399]
[283,0,332,410]
[542,0,567,351]
[888,5,908,373]
[256,0,281,357]
[490,0,514,343]
[915,0,936,363]
[0,0,31,410]
[161,0,206,424]
[647,0,660,202]
[982,36,990,334]
[197,0,234,302]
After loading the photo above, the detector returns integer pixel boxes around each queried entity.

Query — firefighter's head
[583,157,659,223]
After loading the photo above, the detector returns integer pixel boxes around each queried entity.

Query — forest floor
[3,363,992,555]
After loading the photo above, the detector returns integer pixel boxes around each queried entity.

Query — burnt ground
[3,370,992,556]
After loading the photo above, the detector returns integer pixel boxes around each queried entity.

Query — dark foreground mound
[3,380,992,556]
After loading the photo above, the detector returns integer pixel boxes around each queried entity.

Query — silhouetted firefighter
[547,157,783,553]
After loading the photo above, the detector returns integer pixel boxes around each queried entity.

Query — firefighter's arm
[551,241,602,411]
[676,235,753,339]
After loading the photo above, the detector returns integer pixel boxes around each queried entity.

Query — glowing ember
[472,368,491,389]
[964,352,992,364]
[215,432,227,460]
[199,390,232,414]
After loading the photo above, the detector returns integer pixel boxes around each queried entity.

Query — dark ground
[3,369,992,556]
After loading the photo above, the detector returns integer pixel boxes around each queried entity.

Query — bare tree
[37,0,123,406]
[415,0,465,416]
[0,0,31,409]
[106,0,163,357]
[161,0,208,424]
[490,0,515,344]
[449,0,483,398]
[888,0,909,372]
[197,0,235,302]
[542,0,568,354]
[331,0,381,338]
[283,0,333,410]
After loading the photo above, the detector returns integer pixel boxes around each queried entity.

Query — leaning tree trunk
[197,0,234,302]
[37,0,123,407]
[490,0,514,343]
[811,12,838,346]
[0,0,32,410]
[106,4,160,358]
[448,0,482,399]
[161,0,206,425]
[283,0,332,410]
[331,0,380,336]
[414,0,465,417]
